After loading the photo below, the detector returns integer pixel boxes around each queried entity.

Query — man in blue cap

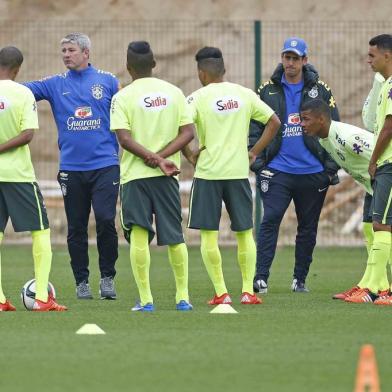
[249,37,340,294]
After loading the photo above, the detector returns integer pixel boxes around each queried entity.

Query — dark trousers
[256,169,329,283]
[58,165,119,284]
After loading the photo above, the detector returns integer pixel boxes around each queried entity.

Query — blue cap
[281,37,308,56]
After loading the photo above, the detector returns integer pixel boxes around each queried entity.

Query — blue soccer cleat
[176,300,193,311]
[131,301,155,312]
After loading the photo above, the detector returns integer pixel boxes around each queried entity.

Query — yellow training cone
[76,324,106,335]
[210,304,238,314]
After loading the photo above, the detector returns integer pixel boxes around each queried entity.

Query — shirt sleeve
[23,77,53,102]
[249,90,274,124]
[186,93,198,123]
[178,92,193,126]
[20,89,39,131]
[110,93,131,132]
[111,76,121,96]
[362,73,384,133]
[384,84,392,118]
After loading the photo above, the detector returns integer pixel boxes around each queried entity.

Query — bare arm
[0,129,34,154]
[115,129,180,176]
[248,114,280,164]
[181,143,206,168]
[182,144,197,167]
[157,123,195,159]
[369,115,392,178]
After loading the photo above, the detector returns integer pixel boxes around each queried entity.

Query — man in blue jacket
[249,37,340,294]
[24,33,120,300]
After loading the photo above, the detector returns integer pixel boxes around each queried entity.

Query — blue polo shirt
[268,75,323,174]
[24,64,119,171]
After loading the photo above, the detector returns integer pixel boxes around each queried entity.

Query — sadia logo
[288,113,301,125]
[213,96,241,113]
[140,93,170,111]
[75,107,92,119]
[0,96,9,111]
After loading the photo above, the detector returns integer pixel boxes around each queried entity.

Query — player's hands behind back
[144,153,180,176]
[158,158,180,176]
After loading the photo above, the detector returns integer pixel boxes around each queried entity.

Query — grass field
[0,245,389,392]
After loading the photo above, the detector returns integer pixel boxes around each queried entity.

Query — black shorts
[0,182,49,232]
[363,192,373,223]
[187,178,253,231]
[120,176,184,246]
[371,164,392,225]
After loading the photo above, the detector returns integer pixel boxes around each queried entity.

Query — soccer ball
[21,279,56,310]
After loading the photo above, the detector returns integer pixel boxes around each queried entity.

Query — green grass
[0,245,389,392]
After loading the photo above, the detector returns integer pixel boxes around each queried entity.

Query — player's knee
[96,218,116,234]
[261,213,282,227]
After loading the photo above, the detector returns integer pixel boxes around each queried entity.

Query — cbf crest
[91,84,103,100]
[308,86,318,98]
[260,180,269,193]
[61,183,67,196]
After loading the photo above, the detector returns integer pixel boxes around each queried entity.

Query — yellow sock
[168,243,189,303]
[357,223,373,288]
[31,229,52,302]
[390,233,392,291]
[130,226,153,305]
[236,229,256,294]
[200,230,227,296]
[0,232,5,304]
[377,232,390,291]
[374,231,391,291]
[367,231,391,294]
[362,222,374,255]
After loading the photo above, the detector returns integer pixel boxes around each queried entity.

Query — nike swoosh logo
[113,181,119,185]
[318,187,328,192]
[268,91,279,95]
[62,92,71,95]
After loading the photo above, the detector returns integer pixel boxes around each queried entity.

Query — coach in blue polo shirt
[249,37,340,293]
[24,33,120,300]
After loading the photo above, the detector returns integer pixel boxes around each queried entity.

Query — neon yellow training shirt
[0,80,38,182]
[362,72,384,133]
[188,81,274,180]
[375,75,392,166]
[319,121,373,194]
[110,77,193,183]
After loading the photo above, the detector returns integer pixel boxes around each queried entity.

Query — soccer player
[300,99,390,300]
[24,33,120,300]
[347,34,392,305]
[327,71,386,301]
[0,46,67,311]
[110,41,194,312]
[185,47,280,305]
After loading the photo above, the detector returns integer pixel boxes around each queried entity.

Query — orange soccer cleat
[374,290,392,306]
[332,286,360,300]
[344,288,376,304]
[32,298,68,312]
[240,292,262,305]
[0,299,16,311]
[208,293,232,305]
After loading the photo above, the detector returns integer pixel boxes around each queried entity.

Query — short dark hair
[301,99,331,119]
[195,46,225,77]
[369,34,392,52]
[127,41,154,73]
[0,46,23,69]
